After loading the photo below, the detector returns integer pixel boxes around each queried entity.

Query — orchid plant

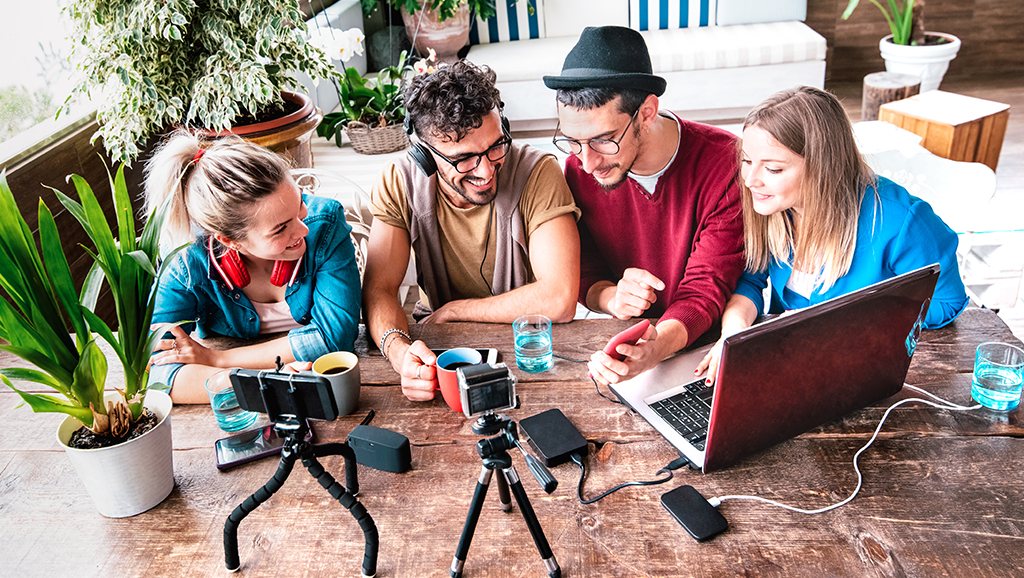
[312,27,440,147]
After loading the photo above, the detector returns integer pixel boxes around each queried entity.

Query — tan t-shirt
[371,155,578,307]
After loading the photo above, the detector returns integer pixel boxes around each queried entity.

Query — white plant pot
[879,32,961,93]
[56,389,175,518]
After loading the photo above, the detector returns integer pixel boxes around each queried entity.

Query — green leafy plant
[317,50,413,146]
[62,0,340,163]
[0,166,182,439]
[842,0,930,46]
[383,0,497,22]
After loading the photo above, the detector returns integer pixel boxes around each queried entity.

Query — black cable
[478,200,495,296]
[553,352,625,405]
[570,453,688,504]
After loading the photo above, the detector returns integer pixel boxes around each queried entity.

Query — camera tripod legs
[223,438,379,577]
[450,454,560,578]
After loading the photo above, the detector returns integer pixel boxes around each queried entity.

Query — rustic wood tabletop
[2,308,1022,577]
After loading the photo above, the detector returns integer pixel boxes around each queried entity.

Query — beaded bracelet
[379,328,411,362]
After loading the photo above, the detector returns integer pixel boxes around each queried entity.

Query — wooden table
[3,308,1023,577]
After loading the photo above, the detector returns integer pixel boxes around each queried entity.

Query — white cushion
[716,0,806,25]
[544,0,630,37]
[470,0,546,44]
[467,35,580,82]
[642,21,826,71]
[630,0,717,30]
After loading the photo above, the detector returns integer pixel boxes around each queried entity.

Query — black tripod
[450,414,561,578]
[223,411,378,576]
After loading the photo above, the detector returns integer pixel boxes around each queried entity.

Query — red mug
[434,348,483,412]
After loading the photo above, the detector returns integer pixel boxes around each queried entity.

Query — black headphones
[405,113,512,177]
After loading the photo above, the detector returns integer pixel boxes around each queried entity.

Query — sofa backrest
[470,0,545,44]
[630,0,716,30]
[470,0,807,44]
[716,0,805,25]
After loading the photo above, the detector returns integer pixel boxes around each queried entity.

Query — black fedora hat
[543,26,666,96]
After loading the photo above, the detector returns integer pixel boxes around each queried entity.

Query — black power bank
[661,485,728,542]
[347,425,411,473]
[519,408,589,467]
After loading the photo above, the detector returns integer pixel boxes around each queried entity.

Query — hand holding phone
[602,320,651,361]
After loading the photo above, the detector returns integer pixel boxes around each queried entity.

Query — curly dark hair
[404,61,502,143]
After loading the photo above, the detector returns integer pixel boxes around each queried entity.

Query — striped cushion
[630,0,717,31]
[642,21,826,71]
[470,0,546,45]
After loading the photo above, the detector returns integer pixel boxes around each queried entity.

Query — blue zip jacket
[148,194,361,390]
[734,176,968,329]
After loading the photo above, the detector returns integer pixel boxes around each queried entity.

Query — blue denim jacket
[148,194,361,390]
[733,176,968,329]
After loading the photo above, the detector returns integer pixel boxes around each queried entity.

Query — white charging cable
[707,384,981,514]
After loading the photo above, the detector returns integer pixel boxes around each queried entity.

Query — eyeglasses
[424,136,512,174]
[552,107,640,156]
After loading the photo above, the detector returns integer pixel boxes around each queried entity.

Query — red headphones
[208,236,301,290]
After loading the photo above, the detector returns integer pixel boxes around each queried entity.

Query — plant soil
[232,98,302,126]
[68,408,159,450]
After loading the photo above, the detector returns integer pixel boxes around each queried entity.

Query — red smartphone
[602,320,651,361]
[214,421,314,471]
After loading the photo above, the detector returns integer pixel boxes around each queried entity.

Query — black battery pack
[347,425,411,473]
[519,408,589,467]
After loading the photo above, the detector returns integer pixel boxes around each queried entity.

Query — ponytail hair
[143,129,293,248]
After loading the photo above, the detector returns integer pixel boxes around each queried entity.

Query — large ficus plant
[0,167,181,438]
[63,0,339,162]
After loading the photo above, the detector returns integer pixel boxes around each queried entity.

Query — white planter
[56,390,175,518]
[879,32,961,93]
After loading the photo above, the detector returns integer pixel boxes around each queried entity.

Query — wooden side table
[879,90,1010,171]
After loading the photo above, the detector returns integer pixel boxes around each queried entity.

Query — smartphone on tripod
[215,421,314,471]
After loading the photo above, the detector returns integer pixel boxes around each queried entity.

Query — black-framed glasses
[552,107,641,156]
[424,136,512,174]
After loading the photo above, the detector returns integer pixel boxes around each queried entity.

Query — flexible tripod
[450,414,561,578]
[223,414,378,576]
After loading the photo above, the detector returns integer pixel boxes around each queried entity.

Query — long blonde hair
[740,86,875,291]
[143,129,293,248]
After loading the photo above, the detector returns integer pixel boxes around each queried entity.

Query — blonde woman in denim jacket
[145,130,360,403]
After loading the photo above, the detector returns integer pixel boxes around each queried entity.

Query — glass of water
[971,342,1024,412]
[205,369,259,432]
[513,314,553,373]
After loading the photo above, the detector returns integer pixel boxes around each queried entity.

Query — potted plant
[842,0,961,92]
[63,0,340,165]
[0,166,183,518]
[390,0,497,63]
[313,27,430,154]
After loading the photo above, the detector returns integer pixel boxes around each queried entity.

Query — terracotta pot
[200,91,324,168]
[400,4,471,64]
[879,32,961,93]
[56,390,174,518]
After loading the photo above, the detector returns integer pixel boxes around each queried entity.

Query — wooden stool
[879,91,1010,171]
[862,72,921,121]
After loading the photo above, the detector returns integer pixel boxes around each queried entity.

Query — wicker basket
[345,121,411,155]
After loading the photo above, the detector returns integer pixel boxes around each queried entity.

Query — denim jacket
[148,194,361,390]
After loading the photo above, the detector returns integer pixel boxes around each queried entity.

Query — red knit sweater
[566,115,745,347]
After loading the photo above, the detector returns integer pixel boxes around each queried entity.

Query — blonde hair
[143,129,293,248]
[740,86,876,291]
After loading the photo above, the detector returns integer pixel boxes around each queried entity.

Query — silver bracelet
[379,328,411,362]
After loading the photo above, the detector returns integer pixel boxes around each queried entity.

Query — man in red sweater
[543,26,745,385]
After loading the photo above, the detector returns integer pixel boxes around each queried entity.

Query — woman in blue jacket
[697,86,967,383]
[145,131,360,403]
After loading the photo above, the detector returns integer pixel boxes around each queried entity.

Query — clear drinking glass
[513,314,553,373]
[971,342,1024,411]
[205,369,259,432]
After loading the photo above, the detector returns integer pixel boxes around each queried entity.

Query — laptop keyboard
[647,379,714,451]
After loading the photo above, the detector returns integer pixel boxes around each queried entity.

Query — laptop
[609,264,940,473]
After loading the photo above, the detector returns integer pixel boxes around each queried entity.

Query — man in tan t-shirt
[363,61,580,403]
